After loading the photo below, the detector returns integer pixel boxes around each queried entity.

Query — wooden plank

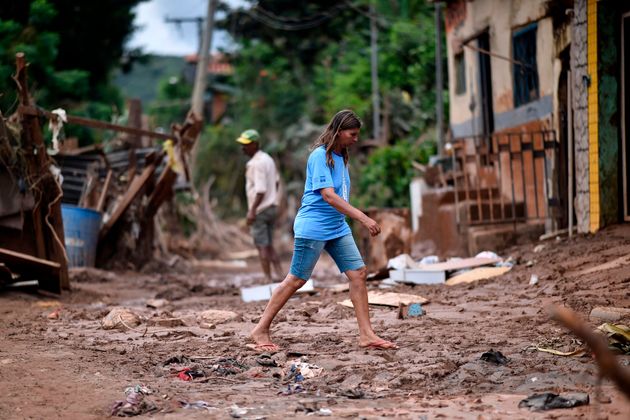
[99,159,160,239]
[572,254,630,276]
[416,257,501,272]
[390,269,446,284]
[18,105,172,141]
[96,170,113,212]
[143,166,177,219]
[339,291,429,308]
[0,247,61,293]
[445,266,511,286]
[15,53,68,291]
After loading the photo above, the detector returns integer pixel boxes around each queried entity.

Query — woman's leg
[326,234,396,349]
[250,238,323,347]
[346,267,396,348]
[250,273,306,346]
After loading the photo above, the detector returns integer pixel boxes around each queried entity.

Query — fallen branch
[550,305,630,400]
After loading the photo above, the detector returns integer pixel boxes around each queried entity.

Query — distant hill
[114,55,185,104]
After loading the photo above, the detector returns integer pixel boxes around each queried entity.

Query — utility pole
[164,16,205,56]
[435,2,444,154]
[191,0,218,120]
[370,1,381,141]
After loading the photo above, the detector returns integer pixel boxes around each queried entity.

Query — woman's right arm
[319,187,381,236]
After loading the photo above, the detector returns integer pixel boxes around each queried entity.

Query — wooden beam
[99,156,162,239]
[96,170,113,212]
[0,247,61,294]
[18,105,173,141]
[144,166,177,220]
[15,53,68,291]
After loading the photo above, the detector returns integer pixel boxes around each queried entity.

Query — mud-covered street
[1,226,629,419]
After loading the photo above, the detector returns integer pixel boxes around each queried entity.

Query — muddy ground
[1,225,630,419]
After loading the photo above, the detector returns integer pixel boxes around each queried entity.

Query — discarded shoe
[518,392,589,411]
[480,349,509,365]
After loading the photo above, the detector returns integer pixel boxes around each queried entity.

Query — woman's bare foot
[250,326,279,350]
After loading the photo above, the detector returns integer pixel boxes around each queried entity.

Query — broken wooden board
[389,269,445,284]
[416,257,502,272]
[0,247,61,292]
[445,266,512,286]
[338,291,429,308]
[573,254,630,276]
[241,279,314,302]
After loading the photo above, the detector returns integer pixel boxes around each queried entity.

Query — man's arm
[320,187,381,236]
[247,192,265,225]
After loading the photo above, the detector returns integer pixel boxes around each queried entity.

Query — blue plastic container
[61,204,103,267]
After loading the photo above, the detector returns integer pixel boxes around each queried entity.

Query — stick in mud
[549,305,630,400]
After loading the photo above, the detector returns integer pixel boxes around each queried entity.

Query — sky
[128,0,246,56]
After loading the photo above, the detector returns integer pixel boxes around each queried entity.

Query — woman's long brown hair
[312,109,362,168]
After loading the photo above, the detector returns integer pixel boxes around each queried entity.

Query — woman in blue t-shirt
[250,109,397,351]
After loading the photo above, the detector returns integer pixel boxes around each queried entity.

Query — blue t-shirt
[293,146,351,240]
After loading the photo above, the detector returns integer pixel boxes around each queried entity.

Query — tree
[0,0,146,144]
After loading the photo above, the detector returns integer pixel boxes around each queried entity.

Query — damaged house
[420,0,630,256]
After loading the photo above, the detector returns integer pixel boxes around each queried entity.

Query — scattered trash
[533,347,585,357]
[47,308,62,319]
[340,388,365,399]
[398,302,424,319]
[163,355,193,366]
[518,392,589,411]
[445,266,511,286]
[387,254,420,270]
[283,360,323,381]
[596,323,630,354]
[241,279,314,302]
[229,404,250,418]
[212,358,248,375]
[110,385,158,417]
[317,408,333,416]
[480,349,509,365]
[339,291,428,308]
[102,307,142,331]
[278,383,304,395]
[529,274,539,286]
[533,244,547,253]
[179,400,216,411]
[419,255,439,265]
[176,367,205,381]
[256,353,278,367]
[475,251,499,260]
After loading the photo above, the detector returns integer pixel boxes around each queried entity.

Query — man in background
[236,129,283,282]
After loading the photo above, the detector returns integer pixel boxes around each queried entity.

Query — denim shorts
[289,233,365,280]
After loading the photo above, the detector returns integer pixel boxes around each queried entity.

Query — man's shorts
[251,205,277,246]
[289,233,365,281]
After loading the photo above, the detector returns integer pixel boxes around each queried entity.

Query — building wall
[572,0,590,233]
[445,0,555,137]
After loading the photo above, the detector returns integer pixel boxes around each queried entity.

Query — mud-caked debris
[102,307,142,330]
[480,349,509,365]
[518,392,589,411]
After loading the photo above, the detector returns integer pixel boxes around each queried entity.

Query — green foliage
[197,0,447,213]
[353,139,436,209]
[195,124,248,217]
[148,75,192,129]
[0,0,145,144]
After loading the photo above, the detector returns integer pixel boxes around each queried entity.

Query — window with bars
[455,52,466,95]
[512,23,539,107]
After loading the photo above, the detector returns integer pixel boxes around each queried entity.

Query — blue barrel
[61,204,103,267]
